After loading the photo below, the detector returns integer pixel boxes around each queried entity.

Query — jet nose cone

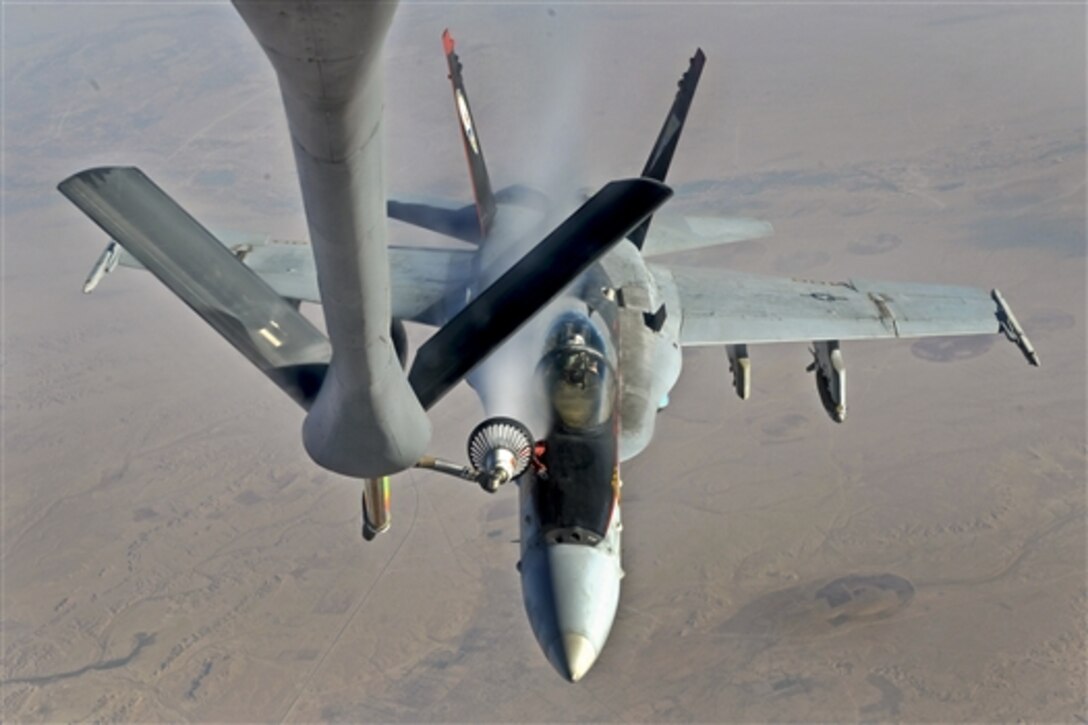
[521,542,621,682]
[559,632,598,682]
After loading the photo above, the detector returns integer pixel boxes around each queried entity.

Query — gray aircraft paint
[233,2,432,477]
[61,0,1041,683]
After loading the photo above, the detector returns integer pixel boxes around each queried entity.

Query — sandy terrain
[3,3,1084,722]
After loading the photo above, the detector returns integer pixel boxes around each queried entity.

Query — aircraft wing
[640,214,773,258]
[232,243,319,304]
[659,264,1038,363]
[238,243,474,324]
[389,246,474,324]
[82,236,473,326]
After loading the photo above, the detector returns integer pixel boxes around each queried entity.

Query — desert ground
[2,3,1085,722]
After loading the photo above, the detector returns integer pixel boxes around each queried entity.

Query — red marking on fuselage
[442,29,455,56]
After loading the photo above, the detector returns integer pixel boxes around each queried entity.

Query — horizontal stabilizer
[409,178,672,409]
[58,167,332,407]
[387,197,482,245]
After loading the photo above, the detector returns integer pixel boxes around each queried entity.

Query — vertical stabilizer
[443,29,497,239]
[629,48,706,249]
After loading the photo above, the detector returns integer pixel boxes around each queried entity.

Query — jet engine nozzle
[467,417,533,493]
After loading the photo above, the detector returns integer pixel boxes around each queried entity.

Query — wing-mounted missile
[725,344,751,400]
[992,289,1040,366]
[82,240,122,293]
[807,340,846,422]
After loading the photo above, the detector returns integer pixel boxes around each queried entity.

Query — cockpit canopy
[537,312,616,432]
[529,312,619,543]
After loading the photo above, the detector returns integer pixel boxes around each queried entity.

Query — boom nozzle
[361,476,391,541]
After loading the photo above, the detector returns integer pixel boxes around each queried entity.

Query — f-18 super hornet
[59,3,1038,682]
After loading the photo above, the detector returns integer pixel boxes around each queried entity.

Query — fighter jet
[59,3,1038,682]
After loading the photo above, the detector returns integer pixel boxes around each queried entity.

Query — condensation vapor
[472,295,586,441]
[518,9,595,204]
[469,9,600,441]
